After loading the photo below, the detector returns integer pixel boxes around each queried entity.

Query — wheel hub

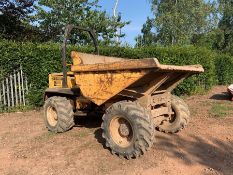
[109,116,133,148]
[47,106,58,127]
[119,123,130,137]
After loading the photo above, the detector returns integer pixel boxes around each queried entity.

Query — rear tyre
[157,95,190,133]
[102,101,155,159]
[44,96,75,133]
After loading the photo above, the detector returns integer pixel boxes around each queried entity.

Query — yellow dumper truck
[43,25,204,159]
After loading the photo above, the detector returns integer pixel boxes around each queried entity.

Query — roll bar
[62,24,99,88]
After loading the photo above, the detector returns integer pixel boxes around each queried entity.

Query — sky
[98,0,153,46]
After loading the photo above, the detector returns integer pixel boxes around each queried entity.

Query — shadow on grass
[210,92,230,101]
[155,133,233,174]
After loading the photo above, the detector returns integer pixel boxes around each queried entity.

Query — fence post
[25,76,29,93]
[20,65,25,106]
[19,65,26,106]
[2,80,6,107]
[17,71,22,105]
[10,74,14,107]
[0,88,2,110]
[14,70,18,106]
[6,77,10,107]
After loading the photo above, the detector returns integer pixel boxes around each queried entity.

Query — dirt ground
[0,86,233,175]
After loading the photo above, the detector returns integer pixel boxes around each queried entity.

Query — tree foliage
[142,0,217,46]
[135,17,157,47]
[191,28,224,50]
[218,0,233,51]
[0,0,40,40]
[189,0,233,54]
[35,0,129,45]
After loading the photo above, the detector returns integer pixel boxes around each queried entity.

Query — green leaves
[215,54,233,85]
[135,17,157,47]
[145,0,217,45]
[34,0,129,45]
[0,40,232,106]
[218,0,233,52]
[0,0,41,41]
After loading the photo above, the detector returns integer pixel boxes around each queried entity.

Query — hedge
[0,39,231,106]
[215,54,233,85]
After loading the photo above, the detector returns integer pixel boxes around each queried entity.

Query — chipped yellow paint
[75,71,147,105]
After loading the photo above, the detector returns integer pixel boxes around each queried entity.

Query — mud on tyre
[101,101,155,159]
[44,96,75,133]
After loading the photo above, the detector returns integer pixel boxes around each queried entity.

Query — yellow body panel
[47,52,204,107]
[75,71,147,105]
[49,72,76,88]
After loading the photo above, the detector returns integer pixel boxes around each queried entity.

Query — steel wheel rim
[109,116,133,148]
[47,106,58,127]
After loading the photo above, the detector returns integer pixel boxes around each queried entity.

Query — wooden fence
[0,66,29,111]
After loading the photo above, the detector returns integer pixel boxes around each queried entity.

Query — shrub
[0,39,231,106]
[215,54,233,85]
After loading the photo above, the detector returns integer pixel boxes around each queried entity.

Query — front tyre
[102,101,155,159]
[44,96,75,133]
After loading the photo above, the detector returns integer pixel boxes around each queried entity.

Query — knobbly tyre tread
[101,101,155,159]
[157,95,190,133]
[44,96,75,133]
[172,95,190,115]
